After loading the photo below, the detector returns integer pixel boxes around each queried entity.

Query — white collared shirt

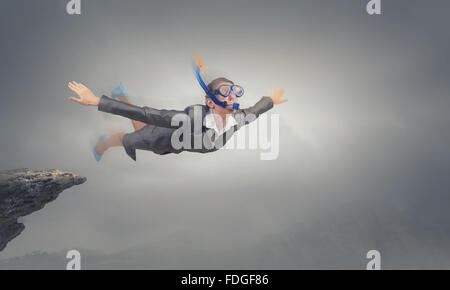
[204,109,237,136]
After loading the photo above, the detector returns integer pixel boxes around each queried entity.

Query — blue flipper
[92,135,107,162]
[111,82,130,100]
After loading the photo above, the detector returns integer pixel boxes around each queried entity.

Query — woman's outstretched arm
[234,88,288,126]
[68,81,188,129]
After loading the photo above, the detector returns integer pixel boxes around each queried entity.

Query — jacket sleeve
[234,96,274,126]
[97,95,189,129]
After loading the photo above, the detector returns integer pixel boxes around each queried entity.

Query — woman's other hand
[68,81,100,106]
[270,88,288,105]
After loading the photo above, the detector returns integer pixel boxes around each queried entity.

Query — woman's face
[206,81,239,113]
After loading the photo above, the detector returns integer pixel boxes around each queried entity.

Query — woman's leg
[116,96,147,131]
[95,132,125,156]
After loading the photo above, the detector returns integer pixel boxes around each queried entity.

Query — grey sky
[0,0,450,269]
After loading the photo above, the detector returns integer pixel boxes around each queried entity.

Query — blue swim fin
[92,135,107,162]
[111,82,130,100]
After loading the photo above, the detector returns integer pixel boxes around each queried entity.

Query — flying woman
[68,56,288,161]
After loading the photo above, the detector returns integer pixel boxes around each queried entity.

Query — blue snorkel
[193,60,240,110]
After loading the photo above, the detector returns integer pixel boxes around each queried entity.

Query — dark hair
[206,77,234,98]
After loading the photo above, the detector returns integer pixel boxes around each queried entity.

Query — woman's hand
[270,88,288,105]
[68,81,100,106]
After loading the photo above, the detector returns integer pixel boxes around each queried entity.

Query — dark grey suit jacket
[97,95,274,160]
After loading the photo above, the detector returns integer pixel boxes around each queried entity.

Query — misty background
[0,0,450,269]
